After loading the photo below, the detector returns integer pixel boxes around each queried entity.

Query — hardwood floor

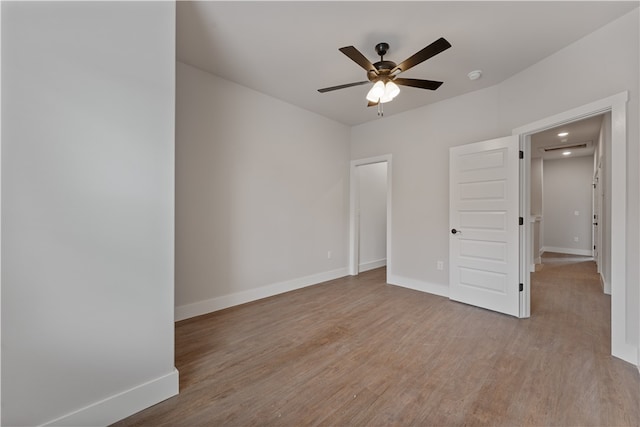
[113,258,639,426]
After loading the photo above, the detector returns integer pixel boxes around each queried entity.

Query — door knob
[451,228,461,235]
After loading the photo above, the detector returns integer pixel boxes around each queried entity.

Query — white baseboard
[541,246,593,257]
[387,274,449,298]
[602,274,611,295]
[175,267,349,321]
[44,368,179,427]
[613,341,638,366]
[359,258,386,273]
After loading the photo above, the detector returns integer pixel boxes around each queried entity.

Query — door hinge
[519,150,524,159]
[519,283,523,292]
[519,217,524,226]
[593,183,596,189]
[594,245,596,250]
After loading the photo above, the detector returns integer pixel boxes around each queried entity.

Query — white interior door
[449,135,520,317]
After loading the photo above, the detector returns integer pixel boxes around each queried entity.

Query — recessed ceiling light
[558,132,569,137]
[562,151,571,156]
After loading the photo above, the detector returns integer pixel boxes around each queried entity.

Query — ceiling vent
[542,141,590,152]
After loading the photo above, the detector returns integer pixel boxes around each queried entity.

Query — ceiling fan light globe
[366,92,380,103]
[379,93,393,103]
[385,81,400,99]
[366,81,385,102]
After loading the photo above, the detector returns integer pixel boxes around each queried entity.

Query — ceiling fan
[318,38,451,114]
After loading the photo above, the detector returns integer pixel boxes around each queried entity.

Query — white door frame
[513,91,633,364]
[349,155,392,277]
[592,166,602,272]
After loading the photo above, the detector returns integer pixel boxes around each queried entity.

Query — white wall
[357,162,387,271]
[351,10,638,347]
[1,2,177,425]
[175,62,350,320]
[542,156,594,255]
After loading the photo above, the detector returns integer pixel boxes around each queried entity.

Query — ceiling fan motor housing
[369,60,397,81]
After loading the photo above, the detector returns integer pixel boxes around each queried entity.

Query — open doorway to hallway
[527,113,614,356]
[528,113,610,306]
[515,92,631,363]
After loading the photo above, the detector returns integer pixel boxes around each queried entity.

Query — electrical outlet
[574,210,579,216]
[327,250,332,259]
[574,237,579,242]
[437,261,444,270]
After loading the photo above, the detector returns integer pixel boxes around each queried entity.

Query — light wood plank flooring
[114,256,639,426]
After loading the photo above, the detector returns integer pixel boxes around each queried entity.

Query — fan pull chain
[377,103,384,117]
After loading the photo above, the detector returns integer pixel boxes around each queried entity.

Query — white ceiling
[531,114,604,160]
[177,1,638,126]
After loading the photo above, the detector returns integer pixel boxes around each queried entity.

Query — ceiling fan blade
[339,46,377,73]
[391,37,451,74]
[394,78,443,90]
[367,100,379,107]
[317,81,370,93]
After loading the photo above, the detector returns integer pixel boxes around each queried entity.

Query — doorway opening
[528,113,608,278]
[349,155,392,279]
[527,113,610,329]
[356,162,388,273]
[514,91,633,364]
